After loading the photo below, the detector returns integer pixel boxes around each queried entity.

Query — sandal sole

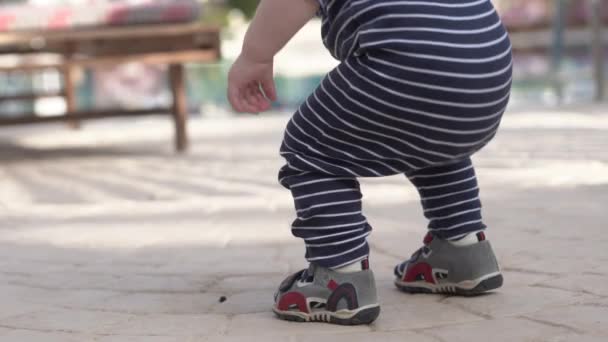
[273,305,380,325]
[395,273,503,296]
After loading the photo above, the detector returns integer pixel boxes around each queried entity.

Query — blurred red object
[494,0,608,30]
[493,0,553,30]
[0,0,201,32]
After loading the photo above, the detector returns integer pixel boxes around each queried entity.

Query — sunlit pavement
[0,105,607,341]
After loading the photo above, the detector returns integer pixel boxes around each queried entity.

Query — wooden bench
[0,23,221,152]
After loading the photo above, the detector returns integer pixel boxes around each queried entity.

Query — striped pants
[279,158,485,269]
[277,0,511,268]
[276,52,509,269]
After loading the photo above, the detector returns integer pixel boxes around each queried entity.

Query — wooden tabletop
[0,23,220,49]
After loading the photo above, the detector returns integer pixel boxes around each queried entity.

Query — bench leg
[169,64,188,152]
[62,65,80,129]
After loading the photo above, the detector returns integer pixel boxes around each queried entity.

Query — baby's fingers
[261,78,277,102]
[243,84,262,113]
[229,84,255,113]
[249,84,271,112]
[251,84,271,111]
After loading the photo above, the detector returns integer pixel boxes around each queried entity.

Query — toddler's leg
[407,158,485,240]
[394,158,503,295]
[272,167,380,325]
[279,168,372,269]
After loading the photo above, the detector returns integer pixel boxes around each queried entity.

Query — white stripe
[409,164,473,180]
[340,6,498,55]
[335,2,495,55]
[300,100,404,173]
[279,171,312,185]
[326,74,453,157]
[325,0,339,11]
[298,211,363,221]
[330,72,503,149]
[316,84,431,165]
[367,54,513,79]
[416,175,477,190]
[380,46,513,64]
[294,188,359,200]
[308,241,368,261]
[344,60,511,112]
[279,153,308,173]
[345,11,503,56]
[424,197,479,213]
[360,32,509,50]
[281,141,333,175]
[283,150,358,177]
[354,57,512,99]
[293,219,367,230]
[311,92,421,167]
[406,130,496,174]
[293,108,398,176]
[430,219,483,231]
[448,132,499,163]
[349,0,488,8]
[280,139,298,154]
[304,227,365,241]
[285,161,305,172]
[290,177,352,188]
[283,130,358,175]
[421,186,479,201]
[297,199,361,214]
[306,232,371,248]
[289,114,383,176]
[429,208,481,221]
[359,20,503,35]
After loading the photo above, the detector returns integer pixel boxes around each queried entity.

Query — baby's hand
[227,54,277,113]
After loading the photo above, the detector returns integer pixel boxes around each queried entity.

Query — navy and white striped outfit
[278,0,512,269]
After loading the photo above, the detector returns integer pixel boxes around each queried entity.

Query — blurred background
[0,2,606,340]
[0,0,606,120]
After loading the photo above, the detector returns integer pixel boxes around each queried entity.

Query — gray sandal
[273,262,380,325]
[395,232,503,296]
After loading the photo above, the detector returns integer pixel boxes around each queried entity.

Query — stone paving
[0,106,607,341]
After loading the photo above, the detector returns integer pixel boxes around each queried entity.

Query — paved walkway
[0,106,607,341]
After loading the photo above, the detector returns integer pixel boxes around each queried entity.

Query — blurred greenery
[227,0,260,18]
[201,5,229,26]
[201,0,259,27]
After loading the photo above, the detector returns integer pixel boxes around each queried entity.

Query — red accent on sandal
[477,232,486,241]
[277,292,309,313]
[327,279,339,291]
[404,262,436,284]
[423,233,434,245]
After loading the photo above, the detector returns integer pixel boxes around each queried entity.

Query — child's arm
[228,0,320,113]
[242,0,320,63]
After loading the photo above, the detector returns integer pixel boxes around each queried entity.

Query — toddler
[228,0,511,325]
